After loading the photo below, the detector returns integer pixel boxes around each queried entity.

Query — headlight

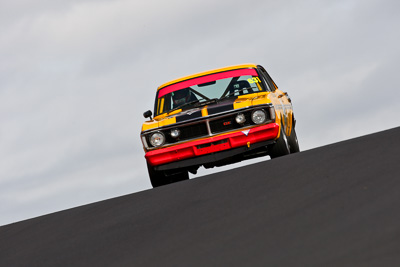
[149,131,165,147]
[251,109,267,125]
[235,113,246,124]
[170,128,181,138]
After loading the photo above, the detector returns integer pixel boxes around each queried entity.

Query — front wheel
[269,127,290,159]
[147,162,189,188]
[288,128,300,153]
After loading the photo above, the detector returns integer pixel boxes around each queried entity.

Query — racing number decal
[247,77,261,84]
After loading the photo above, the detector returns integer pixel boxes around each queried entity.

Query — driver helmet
[173,88,191,106]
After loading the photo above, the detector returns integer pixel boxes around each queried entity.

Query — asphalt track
[1,127,400,267]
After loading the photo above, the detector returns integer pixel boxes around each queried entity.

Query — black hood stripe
[206,98,235,115]
[176,109,203,122]
[175,98,237,123]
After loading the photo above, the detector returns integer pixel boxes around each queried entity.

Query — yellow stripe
[159,98,164,114]
[201,106,208,117]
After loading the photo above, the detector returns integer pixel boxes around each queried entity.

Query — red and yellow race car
[141,64,299,187]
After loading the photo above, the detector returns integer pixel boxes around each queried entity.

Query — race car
[141,64,299,187]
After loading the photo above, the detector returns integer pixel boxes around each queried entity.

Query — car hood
[141,92,271,132]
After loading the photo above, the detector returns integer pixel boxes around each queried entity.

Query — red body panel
[145,123,279,166]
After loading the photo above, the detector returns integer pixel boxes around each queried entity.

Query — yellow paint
[142,114,178,131]
[167,109,181,116]
[159,98,164,114]
[255,82,263,91]
[154,109,181,121]
[233,92,271,109]
[157,63,258,90]
[141,121,159,131]
[233,93,258,109]
[251,93,271,106]
[159,116,176,127]
[201,106,208,117]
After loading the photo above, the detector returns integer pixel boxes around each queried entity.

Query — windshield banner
[158,68,258,98]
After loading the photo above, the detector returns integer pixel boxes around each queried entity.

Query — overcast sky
[1,0,400,226]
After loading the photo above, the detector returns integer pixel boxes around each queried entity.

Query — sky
[1,0,400,226]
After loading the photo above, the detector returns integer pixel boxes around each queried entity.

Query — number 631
[247,77,261,84]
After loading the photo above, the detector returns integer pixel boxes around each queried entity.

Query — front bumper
[145,123,280,169]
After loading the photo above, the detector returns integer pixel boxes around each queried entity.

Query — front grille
[209,113,252,134]
[178,123,208,140]
[164,122,208,144]
[144,106,272,149]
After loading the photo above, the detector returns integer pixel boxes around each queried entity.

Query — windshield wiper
[194,98,219,107]
[219,87,253,100]
[167,99,200,114]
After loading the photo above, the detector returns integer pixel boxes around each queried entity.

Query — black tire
[288,128,300,153]
[147,162,189,188]
[269,127,290,159]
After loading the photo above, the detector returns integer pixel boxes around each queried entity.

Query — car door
[275,89,293,136]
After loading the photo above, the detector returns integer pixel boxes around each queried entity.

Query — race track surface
[1,127,400,266]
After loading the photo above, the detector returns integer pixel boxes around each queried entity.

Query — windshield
[155,68,265,116]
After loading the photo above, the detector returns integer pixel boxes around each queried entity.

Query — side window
[258,71,273,92]
[258,68,276,92]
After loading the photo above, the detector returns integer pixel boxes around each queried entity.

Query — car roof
[157,63,258,90]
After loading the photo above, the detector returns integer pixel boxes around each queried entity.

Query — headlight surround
[170,128,181,138]
[235,113,246,124]
[251,109,267,125]
[149,131,165,147]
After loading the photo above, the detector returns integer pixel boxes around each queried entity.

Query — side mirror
[143,110,153,120]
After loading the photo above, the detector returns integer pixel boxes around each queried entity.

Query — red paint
[145,123,279,166]
[158,68,258,98]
